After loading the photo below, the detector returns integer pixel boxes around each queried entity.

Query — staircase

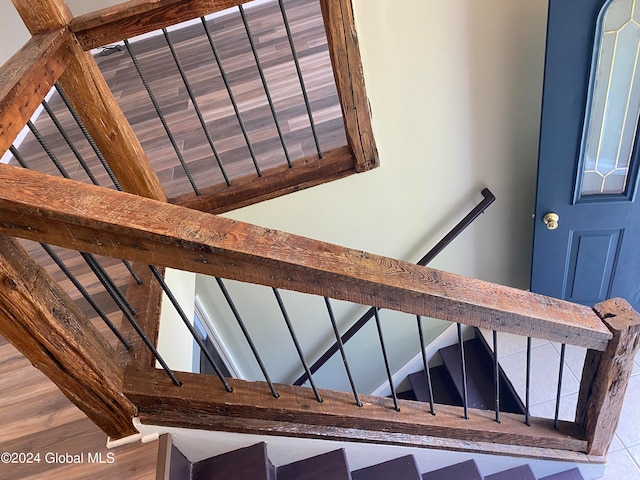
[165,442,585,479]
[405,328,525,414]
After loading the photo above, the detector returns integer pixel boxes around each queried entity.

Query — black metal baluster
[238,5,291,166]
[215,277,278,397]
[554,343,566,430]
[81,252,136,316]
[525,337,532,426]
[162,28,231,186]
[123,39,200,195]
[27,120,70,178]
[417,315,435,415]
[325,297,361,407]
[87,258,180,385]
[374,308,399,411]
[272,288,322,402]
[201,17,262,176]
[9,146,28,169]
[457,323,469,419]
[54,83,123,191]
[13,135,141,287]
[149,266,232,392]
[41,99,99,185]
[122,259,143,285]
[40,243,131,349]
[9,147,180,387]
[278,0,322,158]
[493,330,500,423]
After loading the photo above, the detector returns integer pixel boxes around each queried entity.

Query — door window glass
[581,0,640,197]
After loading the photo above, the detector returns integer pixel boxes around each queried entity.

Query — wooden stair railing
[0,165,612,349]
[294,188,496,386]
[0,0,638,463]
[0,163,637,462]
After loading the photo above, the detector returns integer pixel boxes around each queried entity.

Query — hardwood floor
[0,1,343,478]
[12,0,345,198]
[0,337,159,480]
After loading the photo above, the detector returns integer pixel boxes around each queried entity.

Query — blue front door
[531,0,640,310]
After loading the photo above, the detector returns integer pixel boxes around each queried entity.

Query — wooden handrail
[0,28,71,157]
[0,164,613,350]
[295,188,496,385]
[71,0,249,51]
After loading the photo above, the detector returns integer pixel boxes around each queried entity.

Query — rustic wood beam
[56,40,167,201]
[72,0,248,51]
[12,0,167,201]
[0,164,612,349]
[575,298,640,457]
[140,412,600,464]
[170,146,356,214]
[118,264,165,368]
[126,366,588,454]
[320,0,378,172]
[0,29,72,158]
[0,235,137,439]
[11,0,73,35]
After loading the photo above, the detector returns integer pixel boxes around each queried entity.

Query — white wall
[157,268,197,373]
[0,2,30,66]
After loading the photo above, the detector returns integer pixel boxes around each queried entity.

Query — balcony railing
[0,0,638,468]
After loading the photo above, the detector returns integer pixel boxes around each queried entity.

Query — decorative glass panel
[581,0,640,196]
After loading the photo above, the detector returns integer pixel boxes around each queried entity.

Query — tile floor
[485,330,640,479]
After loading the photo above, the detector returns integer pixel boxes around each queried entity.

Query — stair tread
[421,459,482,480]
[485,464,536,480]
[351,455,420,480]
[277,449,351,480]
[192,442,274,480]
[539,468,585,480]
[439,338,525,414]
[408,365,463,406]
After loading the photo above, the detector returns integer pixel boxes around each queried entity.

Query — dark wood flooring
[12,0,345,198]
[1,1,342,478]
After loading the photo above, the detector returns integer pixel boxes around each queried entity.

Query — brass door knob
[543,212,559,230]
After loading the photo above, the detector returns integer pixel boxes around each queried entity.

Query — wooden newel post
[575,298,640,457]
[0,235,138,439]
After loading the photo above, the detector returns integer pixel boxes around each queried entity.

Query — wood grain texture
[119,264,165,368]
[169,145,355,213]
[11,0,73,35]
[126,366,588,454]
[57,39,167,200]
[14,0,348,202]
[72,0,249,50]
[0,164,613,349]
[0,29,71,157]
[320,0,378,171]
[0,235,137,439]
[575,298,640,456]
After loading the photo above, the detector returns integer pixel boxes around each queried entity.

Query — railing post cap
[593,298,640,332]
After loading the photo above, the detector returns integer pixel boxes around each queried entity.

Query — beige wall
[198,0,549,390]
[0,2,30,66]
[157,268,197,373]
[223,0,548,287]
